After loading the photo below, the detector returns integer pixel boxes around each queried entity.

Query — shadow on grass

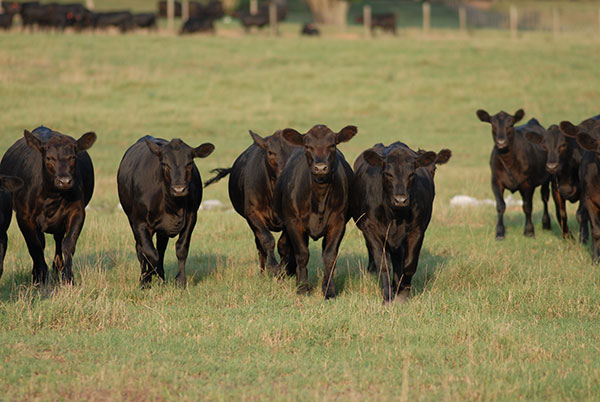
[292,247,450,299]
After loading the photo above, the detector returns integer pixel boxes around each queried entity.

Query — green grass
[1,28,600,400]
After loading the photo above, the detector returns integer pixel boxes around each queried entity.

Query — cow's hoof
[395,288,410,304]
[323,286,336,300]
[524,231,535,238]
[297,282,310,295]
[495,235,505,241]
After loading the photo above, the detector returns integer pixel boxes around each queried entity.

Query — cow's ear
[0,175,23,192]
[194,143,215,158]
[416,151,437,168]
[559,121,578,137]
[282,128,304,146]
[576,132,599,152]
[525,131,543,145]
[24,130,43,151]
[76,132,96,152]
[362,150,384,168]
[476,109,490,123]
[435,149,452,165]
[335,125,357,144]
[513,109,525,123]
[249,130,266,150]
[145,138,162,156]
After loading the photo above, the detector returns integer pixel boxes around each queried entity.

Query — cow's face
[477,109,524,150]
[282,124,357,184]
[525,125,568,174]
[145,138,214,197]
[24,129,96,191]
[249,130,294,180]
[0,174,23,192]
[363,148,436,209]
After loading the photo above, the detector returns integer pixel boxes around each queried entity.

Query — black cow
[575,126,600,261]
[477,109,552,239]
[351,143,450,302]
[0,11,14,29]
[356,12,397,35]
[232,10,268,31]
[189,0,224,19]
[524,123,591,241]
[0,126,96,284]
[274,124,356,298]
[93,11,134,33]
[301,23,319,36]
[117,136,214,287]
[157,0,182,18]
[0,175,23,281]
[204,130,298,275]
[180,15,215,34]
[132,12,157,29]
[1,2,22,14]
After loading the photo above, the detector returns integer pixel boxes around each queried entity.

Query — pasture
[1,28,599,400]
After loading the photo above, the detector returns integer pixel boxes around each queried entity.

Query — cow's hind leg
[577,201,589,244]
[541,180,552,230]
[550,182,570,238]
[277,230,296,277]
[247,214,280,276]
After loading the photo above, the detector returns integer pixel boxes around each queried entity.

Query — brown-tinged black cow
[157,0,182,18]
[117,136,214,287]
[301,23,319,36]
[0,175,23,280]
[356,12,397,35]
[204,130,298,275]
[524,122,595,241]
[574,126,600,262]
[132,13,157,30]
[273,124,356,298]
[0,126,96,284]
[93,11,134,33]
[477,109,552,240]
[0,11,14,29]
[351,143,450,302]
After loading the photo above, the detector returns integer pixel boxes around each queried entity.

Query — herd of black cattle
[0,124,450,302]
[0,0,401,35]
[0,110,599,302]
[0,0,288,34]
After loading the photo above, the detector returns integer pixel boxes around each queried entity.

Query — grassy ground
[1,28,600,400]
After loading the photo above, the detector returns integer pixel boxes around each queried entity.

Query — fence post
[85,0,94,10]
[167,0,175,32]
[423,1,430,35]
[250,0,258,15]
[509,5,517,39]
[459,6,466,33]
[552,8,559,38]
[363,5,371,37]
[182,1,189,21]
[269,2,278,36]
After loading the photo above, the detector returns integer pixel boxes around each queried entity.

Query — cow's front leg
[175,212,197,287]
[520,186,535,237]
[321,220,347,300]
[492,179,506,240]
[61,211,86,284]
[133,223,159,288]
[17,217,48,285]
[285,219,310,294]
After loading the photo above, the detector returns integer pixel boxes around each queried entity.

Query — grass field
[1,27,600,400]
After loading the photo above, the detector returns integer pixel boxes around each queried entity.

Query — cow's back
[228,144,270,218]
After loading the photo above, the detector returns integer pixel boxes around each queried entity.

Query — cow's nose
[56,176,72,187]
[172,185,187,195]
[496,139,507,147]
[546,162,559,172]
[392,195,409,207]
[312,163,329,175]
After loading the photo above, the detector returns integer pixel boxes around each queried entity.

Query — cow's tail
[204,168,232,188]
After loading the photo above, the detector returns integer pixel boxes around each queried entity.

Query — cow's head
[282,124,357,184]
[249,130,295,180]
[362,148,437,209]
[145,138,214,197]
[0,174,23,192]
[525,125,569,174]
[24,129,96,191]
[477,109,524,150]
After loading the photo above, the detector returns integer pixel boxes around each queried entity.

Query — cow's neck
[310,179,333,217]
